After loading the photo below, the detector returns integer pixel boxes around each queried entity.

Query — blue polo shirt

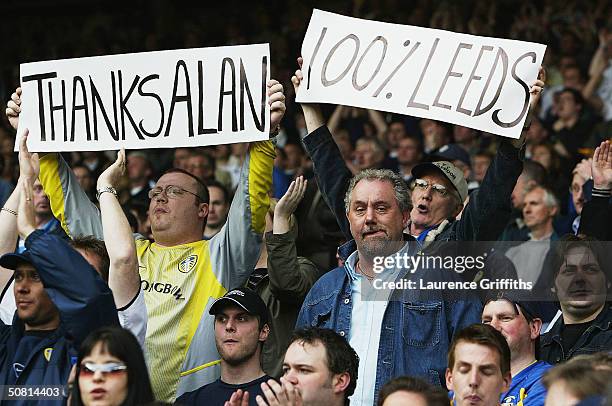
[501,360,551,406]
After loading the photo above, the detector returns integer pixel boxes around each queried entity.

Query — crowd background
[0,0,610,249]
[0,1,611,405]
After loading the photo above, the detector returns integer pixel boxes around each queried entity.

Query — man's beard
[358,235,403,258]
[217,341,259,367]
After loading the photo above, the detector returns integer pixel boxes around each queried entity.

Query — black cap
[0,251,34,271]
[485,291,542,321]
[431,143,471,167]
[209,287,268,325]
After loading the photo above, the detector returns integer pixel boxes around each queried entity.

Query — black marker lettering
[70,76,91,142]
[321,34,360,87]
[492,52,536,128]
[48,80,66,142]
[407,38,439,110]
[165,60,194,138]
[433,42,472,110]
[218,58,237,132]
[457,45,494,116]
[198,61,217,135]
[373,39,420,98]
[239,56,266,132]
[90,75,119,141]
[119,71,144,140]
[137,74,164,137]
[473,47,508,117]
[307,27,327,90]
[22,72,57,141]
[352,36,387,91]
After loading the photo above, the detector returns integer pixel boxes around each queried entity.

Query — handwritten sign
[297,10,546,138]
[17,44,270,152]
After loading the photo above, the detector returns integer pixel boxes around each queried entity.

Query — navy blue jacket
[0,230,119,405]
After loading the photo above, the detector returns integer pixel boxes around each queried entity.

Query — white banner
[17,44,270,152]
[297,10,547,139]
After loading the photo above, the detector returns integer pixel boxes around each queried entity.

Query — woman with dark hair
[70,326,154,406]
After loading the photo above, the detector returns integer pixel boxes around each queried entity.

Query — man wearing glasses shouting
[6,80,285,402]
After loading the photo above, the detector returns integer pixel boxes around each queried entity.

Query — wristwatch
[96,186,118,201]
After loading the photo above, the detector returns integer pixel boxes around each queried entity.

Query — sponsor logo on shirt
[178,255,198,274]
[44,348,53,362]
[502,395,516,406]
[141,280,184,300]
[13,363,24,378]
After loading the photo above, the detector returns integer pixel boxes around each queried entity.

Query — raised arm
[6,87,103,239]
[267,176,321,304]
[0,184,19,299]
[328,105,346,135]
[291,57,353,240]
[582,31,608,113]
[367,109,389,143]
[17,176,118,344]
[579,140,612,239]
[0,134,37,301]
[209,79,283,288]
[96,149,140,308]
[454,67,545,241]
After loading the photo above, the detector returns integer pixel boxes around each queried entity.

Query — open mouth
[417,204,429,214]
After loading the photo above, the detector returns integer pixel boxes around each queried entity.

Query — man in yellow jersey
[446,324,511,406]
[5,79,285,402]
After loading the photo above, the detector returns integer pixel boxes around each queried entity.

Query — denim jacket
[540,305,612,364]
[295,239,482,402]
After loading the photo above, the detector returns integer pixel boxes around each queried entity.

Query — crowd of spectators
[0,0,611,405]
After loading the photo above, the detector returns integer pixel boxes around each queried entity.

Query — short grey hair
[526,185,559,209]
[344,169,412,213]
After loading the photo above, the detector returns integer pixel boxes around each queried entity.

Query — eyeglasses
[412,178,450,197]
[569,184,583,194]
[148,185,202,201]
[79,362,127,377]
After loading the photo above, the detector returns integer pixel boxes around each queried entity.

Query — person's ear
[332,372,351,395]
[259,324,270,343]
[453,201,464,218]
[445,368,453,389]
[550,205,559,217]
[502,371,512,392]
[198,202,209,220]
[530,318,543,339]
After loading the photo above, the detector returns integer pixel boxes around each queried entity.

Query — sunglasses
[79,362,127,377]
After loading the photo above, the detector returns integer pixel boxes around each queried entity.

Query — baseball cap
[412,161,468,202]
[432,144,471,168]
[0,251,35,271]
[209,287,268,325]
[485,291,542,322]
